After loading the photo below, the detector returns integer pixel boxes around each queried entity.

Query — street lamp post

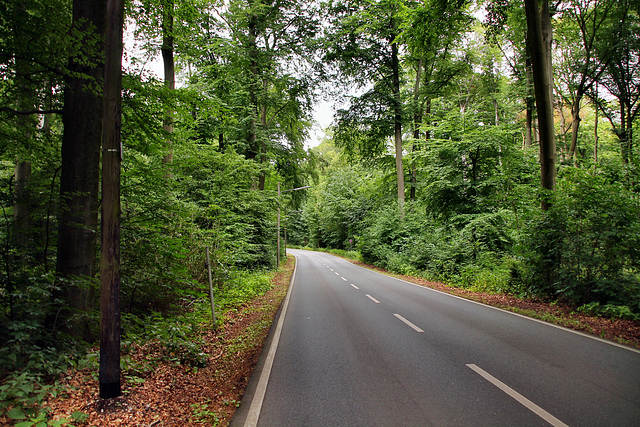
[277,184,310,268]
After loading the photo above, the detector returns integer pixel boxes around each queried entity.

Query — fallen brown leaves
[17,256,294,427]
[352,260,640,349]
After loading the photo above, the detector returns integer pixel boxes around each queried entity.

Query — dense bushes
[520,169,640,310]
[302,136,640,319]
[358,202,516,285]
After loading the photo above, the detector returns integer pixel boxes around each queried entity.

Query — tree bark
[161,0,175,173]
[410,60,423,203]
[246,8,260,163]
[56,0,106,340]
[11,2,36,259]
[258,79,268,191]
[391,38,405,210]
[524,52,534,147]
[593,83,599,173]
[568,88,583,163]
[524,0,557,210]
[99,0,125,400]
[13,161,31,256]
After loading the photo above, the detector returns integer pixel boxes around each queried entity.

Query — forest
[1,0,639,423]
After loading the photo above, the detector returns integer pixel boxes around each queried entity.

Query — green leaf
[71,410,90,422]
[7,407,27,419]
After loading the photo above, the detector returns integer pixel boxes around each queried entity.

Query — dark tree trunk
[161,0,175,173]
[524,49,534,147]
[524,0,557,210]
[56,0,106,340]
[99,0,125,400]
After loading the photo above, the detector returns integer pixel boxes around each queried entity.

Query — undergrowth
[0,268,276,425]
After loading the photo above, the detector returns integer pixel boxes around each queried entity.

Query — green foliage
[303,162,387,249]
[142,312,208,367]
[120,268,273,370]
[214,270,273,312]
[356,199,516,283]
[191,400,222,426]
[577,301,639,321]
[0,370,66,427]
[519,169,640,310]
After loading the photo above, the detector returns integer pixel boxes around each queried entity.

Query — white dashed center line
[365,294,380,304]
[467,364,568,427]
[393,313,424,333]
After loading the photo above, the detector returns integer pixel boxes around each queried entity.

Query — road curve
[231,249,640,427]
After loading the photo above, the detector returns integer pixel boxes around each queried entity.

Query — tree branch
[0,107,62,115]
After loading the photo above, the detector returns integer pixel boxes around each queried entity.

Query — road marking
[350,284,359,289]
[344,257,640,355]
[341,277,347,281]
[365,294,380,304]
[466,364,568,427]
[393,313,424,333]
[335,272,340,275]
[243,255,298,427]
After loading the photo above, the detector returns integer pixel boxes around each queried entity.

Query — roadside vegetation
[2,0,639,425]
[0,257,293,427]
[301,247,640,349]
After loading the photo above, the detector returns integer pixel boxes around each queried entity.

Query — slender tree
[554,0,616,163]
[325,0,407,207]
[592,0,640,165]
[402,0,471,201]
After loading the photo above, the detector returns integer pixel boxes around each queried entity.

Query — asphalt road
[232,249,640,427]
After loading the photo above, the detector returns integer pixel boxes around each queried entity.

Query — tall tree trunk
[558,100,568,162]
[56,0,106,340]
[11,12,37,262]
[524,55,534,147]
[627,104,633,161]
[13,161,31,256]
[620,100,633,164]
[593,85,599,174]
[568,88,583,163]
[495,98,503,167]
[410,60,423,203]
[13,85,34,259]
[246,12,260,162]
[525,0,557,210]
[258,80,268,191]
[391,39,404,209]
[161,0,175,173]
[99,0,125,400]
